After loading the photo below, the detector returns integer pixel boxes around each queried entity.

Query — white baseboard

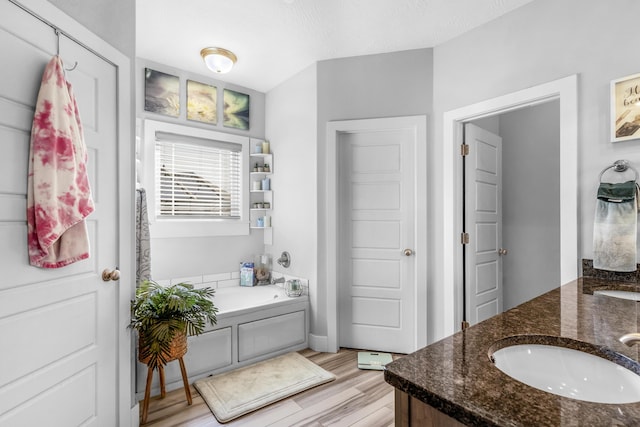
[309,333,329,352]
[131,403,140,427]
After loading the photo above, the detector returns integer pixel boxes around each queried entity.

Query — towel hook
[599,159,639,183]
[54,28,78,72]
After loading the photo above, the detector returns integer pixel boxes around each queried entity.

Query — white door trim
[442,75,578,337]
[14,0,134,424]
[327,115,427,353]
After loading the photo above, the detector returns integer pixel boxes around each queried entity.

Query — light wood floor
[142,348,400,427]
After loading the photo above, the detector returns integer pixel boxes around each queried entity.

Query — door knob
[403,249,414,256]
[498,248,508,256]
[102,268,120,281]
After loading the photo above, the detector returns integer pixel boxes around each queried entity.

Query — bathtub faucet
[272,276,285,285]
[277,251,291,268]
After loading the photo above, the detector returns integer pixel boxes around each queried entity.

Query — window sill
[150,219,250,238]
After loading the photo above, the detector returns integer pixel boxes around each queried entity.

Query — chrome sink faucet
[619,333,640,346]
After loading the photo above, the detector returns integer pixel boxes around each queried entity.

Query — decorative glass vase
[285,279,303,297]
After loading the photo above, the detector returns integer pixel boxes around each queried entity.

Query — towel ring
[598,160,639,183]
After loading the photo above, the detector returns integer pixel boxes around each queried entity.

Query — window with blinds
[154,132,242,218]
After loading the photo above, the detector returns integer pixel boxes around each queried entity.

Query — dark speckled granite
[384,277,640,426]
[582,258,640,282]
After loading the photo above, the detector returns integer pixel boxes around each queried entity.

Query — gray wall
[137,58,266,140]
[500,100,561,309]
[315,48,433,337]
[136,58,267,280]
[265,64,318,332]
[429,0,640,341]
[48,0,134,58]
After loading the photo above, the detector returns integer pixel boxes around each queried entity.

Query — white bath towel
[26,56,94,268]
[593,180,637,272]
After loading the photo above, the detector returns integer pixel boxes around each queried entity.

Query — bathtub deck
[141,348,401,427]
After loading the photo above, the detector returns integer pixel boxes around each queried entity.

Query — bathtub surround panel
[135,283,309,399]
[135,327,233,399]
[238,311,306,361]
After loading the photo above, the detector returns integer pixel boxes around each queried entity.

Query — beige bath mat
[194,352,335,423]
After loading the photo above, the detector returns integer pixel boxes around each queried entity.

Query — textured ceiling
[136,0,534,93]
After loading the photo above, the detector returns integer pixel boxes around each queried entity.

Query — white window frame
[143,119,250,238]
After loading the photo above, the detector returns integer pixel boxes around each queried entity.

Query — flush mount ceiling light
[200,47,237,74]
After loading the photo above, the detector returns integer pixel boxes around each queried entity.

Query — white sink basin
[594,289,640,301]
[491,343,640,403]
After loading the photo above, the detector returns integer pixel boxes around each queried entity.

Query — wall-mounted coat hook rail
[54,28,78,72]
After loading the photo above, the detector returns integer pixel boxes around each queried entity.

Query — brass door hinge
[460,144,469,156]
[461,320,470,330]
[461,232,469,245]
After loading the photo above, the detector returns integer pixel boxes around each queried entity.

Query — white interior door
[337,126,416,354]
[464,123,503,325]
[0,3,119,426]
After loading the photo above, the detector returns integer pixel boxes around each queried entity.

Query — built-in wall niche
[249,138,273,245]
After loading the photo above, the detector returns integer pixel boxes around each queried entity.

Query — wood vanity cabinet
[395,390,465,427]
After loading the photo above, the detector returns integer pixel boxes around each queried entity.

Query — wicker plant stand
[139,331,192,424]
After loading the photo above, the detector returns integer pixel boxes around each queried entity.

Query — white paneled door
[0,3,118,426]
[464,123,503,325]
[337,124,416,354]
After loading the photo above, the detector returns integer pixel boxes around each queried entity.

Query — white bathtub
[136,284,309,398]
[214,284,303,316]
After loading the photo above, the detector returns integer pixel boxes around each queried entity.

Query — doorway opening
[462,100,561,326]
[442,75,578,335]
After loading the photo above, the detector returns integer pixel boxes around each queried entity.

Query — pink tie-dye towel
[26,56,94,268]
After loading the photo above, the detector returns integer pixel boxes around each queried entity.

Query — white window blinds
[154,132,242,218]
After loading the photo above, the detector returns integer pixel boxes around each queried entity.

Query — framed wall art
[611,72,640,142]
[223,88,250,130]
[187,80,217,124]
[144,68,180,117]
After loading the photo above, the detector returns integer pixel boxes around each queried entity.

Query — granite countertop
[384,277,640,426]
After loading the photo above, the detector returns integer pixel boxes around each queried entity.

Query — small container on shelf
[254,142,262,154]
[264,163,270,173]
[261,177,270,191]
[262,140,270,154]
[252,180,262,191]
[263,202,270,209]
[254,253,272,285]
[253,162,259,172]
[256,217,264,227]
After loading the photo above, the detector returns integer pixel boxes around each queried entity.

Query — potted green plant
[130,280,218,370]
